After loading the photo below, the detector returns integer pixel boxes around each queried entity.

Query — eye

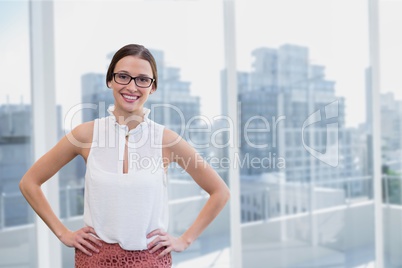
[118,73,129,80]
[138,77,150,83]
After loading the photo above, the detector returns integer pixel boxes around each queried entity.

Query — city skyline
[1,1,402,267]
[1,0,402,129]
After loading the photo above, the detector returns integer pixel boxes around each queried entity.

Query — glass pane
[234,0,374,267]
[379,1,402,267]
[0,1,36,267]
[53,1,229,267]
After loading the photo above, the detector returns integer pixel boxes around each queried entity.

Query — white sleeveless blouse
[83,105,168,250]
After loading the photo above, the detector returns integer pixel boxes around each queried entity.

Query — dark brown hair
[106,44,158,90]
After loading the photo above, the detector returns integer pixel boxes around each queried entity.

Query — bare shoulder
[162,128,184,163]
[66,121,94,150]
[162,127,198,164]
[162,128,182,148]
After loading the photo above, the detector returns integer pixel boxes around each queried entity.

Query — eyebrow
[115,70,152,77]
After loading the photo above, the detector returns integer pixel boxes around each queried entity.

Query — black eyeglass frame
[112,72,155,88]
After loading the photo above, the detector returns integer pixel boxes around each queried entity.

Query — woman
[19,44,230,267]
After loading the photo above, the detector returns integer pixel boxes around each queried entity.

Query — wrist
[56,227,70,241]
[179,235,194,248]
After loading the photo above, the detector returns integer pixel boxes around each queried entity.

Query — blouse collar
[107,105,150,135]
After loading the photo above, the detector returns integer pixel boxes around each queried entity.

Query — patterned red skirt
[75,240,172,268]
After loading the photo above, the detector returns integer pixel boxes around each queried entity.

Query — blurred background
[0,0,401,267]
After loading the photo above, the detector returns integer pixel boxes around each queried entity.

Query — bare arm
[147,128,230,256]
[19,122,101,255]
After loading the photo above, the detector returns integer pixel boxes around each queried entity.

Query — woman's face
[108,55,155,114]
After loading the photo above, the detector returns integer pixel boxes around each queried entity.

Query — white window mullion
[368,0,384,267]
[29,0,61,267]
[223,1,243,267]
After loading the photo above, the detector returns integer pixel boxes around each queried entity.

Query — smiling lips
[121,93,139,102]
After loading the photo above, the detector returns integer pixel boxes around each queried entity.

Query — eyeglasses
[113,73,155,88]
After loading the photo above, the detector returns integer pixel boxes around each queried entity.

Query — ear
[107,82,112,88]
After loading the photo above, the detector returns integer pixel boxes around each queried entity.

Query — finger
[146,228,162,238]
[157,247,172,259]
[147,236,162,249]
[86,227,94,234]
[81,237,100,253]
[76,243,93,256]
[87,236,103,247]
[88,227,99,237]
[82,226,92,233]
[149,242,169,253]
[83,241,100,253]
[82,226,97,237]
[83,232,102,247]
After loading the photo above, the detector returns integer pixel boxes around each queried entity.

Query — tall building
[380,92,402,171]
[0,104,84,226]
[364,68,402,173]
[0,104,32,227]
[381,93,402,150]
[222,44,368,223]
[0,103,80,226]
[229,44,357,183]
[81,73,112,123]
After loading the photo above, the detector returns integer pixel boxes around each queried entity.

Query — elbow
[19,176,31,197]
[225,187,231,203]
[19,178,26,196]
[210,186,230,207]
[221,186,230,205]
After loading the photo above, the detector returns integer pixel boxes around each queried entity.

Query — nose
[126,78,138,92]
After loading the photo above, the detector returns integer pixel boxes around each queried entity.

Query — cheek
[112,88,122,98]
[139,88,151,96]
[111,84,123,93]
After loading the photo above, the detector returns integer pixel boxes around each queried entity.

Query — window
[233,0,374,266]
[0,1,36,266]
[1,1,395,267]
[380,1,402,266]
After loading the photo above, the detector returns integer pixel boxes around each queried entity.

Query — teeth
[122,94,138,100]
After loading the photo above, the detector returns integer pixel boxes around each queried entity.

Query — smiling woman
[51,1,229,267]
[19,43,230,268]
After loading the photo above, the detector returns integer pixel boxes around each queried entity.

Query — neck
[112,106,145,130]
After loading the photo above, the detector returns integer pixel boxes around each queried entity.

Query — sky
[0,1,30,105]
[0,0,401,128]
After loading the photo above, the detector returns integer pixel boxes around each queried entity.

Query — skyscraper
[0,104,32,227]
[0,103,75,226]
[233,44,356,183]
[223,44,367,222]
[380,92,402,170]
